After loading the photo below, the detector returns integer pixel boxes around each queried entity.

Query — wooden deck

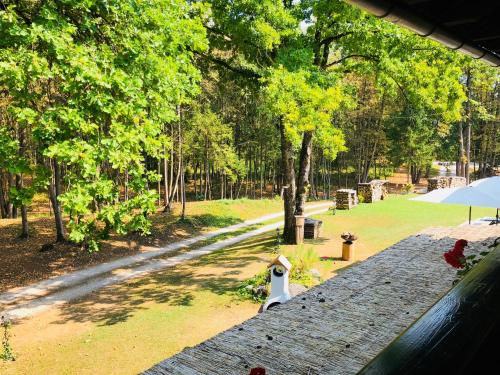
[143,225,500,375]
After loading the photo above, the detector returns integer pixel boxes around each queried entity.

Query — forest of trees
[0,0,498,248]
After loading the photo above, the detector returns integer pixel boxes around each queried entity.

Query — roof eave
[347,0,500,67]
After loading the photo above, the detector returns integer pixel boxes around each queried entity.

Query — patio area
[144,224,500,375]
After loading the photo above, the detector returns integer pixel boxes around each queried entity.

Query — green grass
[168,198,285,224]
[148,197,285,236]
[2,195,496,375]
[317,194,492,249]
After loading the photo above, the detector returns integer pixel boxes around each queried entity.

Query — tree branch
[325,54,379,67]
[319,32,352,46]
[192,50,261,79]
[204,25,232,41]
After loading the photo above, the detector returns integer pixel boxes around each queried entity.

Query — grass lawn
[1,195,495,374]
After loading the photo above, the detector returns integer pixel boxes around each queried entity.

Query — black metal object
[357,244,500,375]
[347,0,500,67]
[304,218,323,239]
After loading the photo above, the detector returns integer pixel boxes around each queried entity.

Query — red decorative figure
[249,367,266,375]
[443,239,468,269]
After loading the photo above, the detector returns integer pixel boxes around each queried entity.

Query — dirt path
[1,204,331,320]
[0,199,286,291]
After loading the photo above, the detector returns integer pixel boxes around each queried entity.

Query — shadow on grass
[304,237,330,245]
[0,210,247,291]
[180,214,243,228]
[320,256,343,261]
[51,235,274,327]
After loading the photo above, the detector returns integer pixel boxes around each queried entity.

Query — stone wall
[427,176,466,192]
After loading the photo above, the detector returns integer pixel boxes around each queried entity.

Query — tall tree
[0,0,208,250]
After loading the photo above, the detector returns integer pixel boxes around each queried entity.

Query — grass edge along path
[0,202,331,306]
[2,206,332,320]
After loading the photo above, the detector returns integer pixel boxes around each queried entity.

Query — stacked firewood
[336,189,358,210]
[428,176,466,192]
[357,180,388,203]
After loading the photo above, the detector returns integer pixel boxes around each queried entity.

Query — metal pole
[469,206,472,225]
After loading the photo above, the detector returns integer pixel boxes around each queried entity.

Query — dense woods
[0,0,498,247]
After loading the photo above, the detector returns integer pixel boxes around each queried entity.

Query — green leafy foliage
[1,316,15,362]
[237,270,270,303]
[185,105,246,183]
[454,247,495,284]
[261,67,348,158]
[238,245,319,302]
[288,245,320,287]
[0,0,208,249]
[1,0,497,254]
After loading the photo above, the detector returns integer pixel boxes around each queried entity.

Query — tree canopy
[0,0,498,247]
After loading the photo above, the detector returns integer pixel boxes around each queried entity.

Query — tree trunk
[193,163,198,197]
[411,166,422,184]
[220,172,224,200]
[157,159,161,206]
[280,119,297,244]
[465,70,472,184]
[260,148,264,199]
[295,131,313,216]
[458,121,465,177]
[180,126,186,220]
[16,173,29,239]
[49,159,65,242]
[163,147,169,206]
[164,163,180,212]
[204,156,208,200]
[9,174,16,218]
[310,142,316,198]
[165,110,182,211]
[20,205,29,239]
[465,127,471,181]
[199,162,203,198]
[0,173,8,218]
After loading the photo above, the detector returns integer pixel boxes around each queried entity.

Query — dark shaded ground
[0,210,242,292]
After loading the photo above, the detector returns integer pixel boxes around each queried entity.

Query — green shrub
[288,245,318,275]
[237,270,269,303]
[403,183,414,194]
[290,271,317,287]
[238,246,320,303]
[1,316,15,362]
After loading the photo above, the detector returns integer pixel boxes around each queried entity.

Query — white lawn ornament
[262,255,292,311]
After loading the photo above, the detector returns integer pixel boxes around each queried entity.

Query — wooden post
[342,241,355,261]
[294,215,305,245]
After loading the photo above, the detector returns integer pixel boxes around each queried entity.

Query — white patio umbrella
[469,176,500,192]
[470,176,500,222]
[411,177,500,224]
